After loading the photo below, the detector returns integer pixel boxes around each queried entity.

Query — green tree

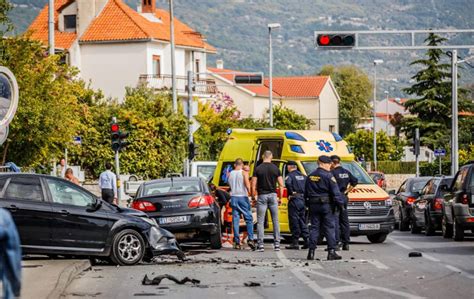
[345,130,403,162]
[318,65,372,136]
[0,0,12,35]
[402,33,474,149]
[271,105,313,130]
[0,36,85,167]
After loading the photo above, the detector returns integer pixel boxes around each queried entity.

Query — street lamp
[268,23,281,127]
[169,0,177,113]
[373,59,384,171]
[384,90,389,134]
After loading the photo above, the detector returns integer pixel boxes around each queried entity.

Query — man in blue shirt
[99,162,117,204]
[304,155,344,261]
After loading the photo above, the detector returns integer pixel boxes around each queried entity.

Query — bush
[372,161,417,174]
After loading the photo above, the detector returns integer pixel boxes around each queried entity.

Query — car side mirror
[87,198,102,212]
[388,189,396,195]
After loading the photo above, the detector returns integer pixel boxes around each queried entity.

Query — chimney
[142,0,156,13]
[216,59,224,69]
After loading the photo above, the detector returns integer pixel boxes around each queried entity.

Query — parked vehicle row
[391,161,474,241]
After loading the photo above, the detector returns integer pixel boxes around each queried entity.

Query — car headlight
[142,217,158,227]
[385,198,392,206]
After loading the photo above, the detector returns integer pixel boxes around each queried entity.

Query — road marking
[445,265,474,280]
[325,285,370,294]
[305,270,425,299]
[421,253,440,262]
[276,251,335,298]
[388,238,413,250]
[367,259,390,269]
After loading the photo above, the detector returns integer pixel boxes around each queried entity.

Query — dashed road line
[445,265,474,280]
[324,285,370,294]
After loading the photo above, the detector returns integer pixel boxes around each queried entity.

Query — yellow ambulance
[212,129,395,243]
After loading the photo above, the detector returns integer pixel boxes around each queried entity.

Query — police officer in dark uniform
[305,155,344,261]
[331,155,358,251]
[285,161,309,250]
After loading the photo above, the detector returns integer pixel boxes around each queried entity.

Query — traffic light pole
[115,150,121,204]
[415,128,420,177]
[187,70,194,177]
[451,50,459,176]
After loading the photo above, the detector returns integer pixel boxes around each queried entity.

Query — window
[453,168,468,191]
[196,165,216,181]
[195,59,200,80]
[0,177,8,195]
[152,55,161,76]
[398,181,406,193]
[46,178,94,207]
[4,177,44,201]
[256,140,283,163]
[142,180,201,196]
[64,15,76,30]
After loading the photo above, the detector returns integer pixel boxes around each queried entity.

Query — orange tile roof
[208,67,329,98]
[27,0,77,50]
[27,0,215,52]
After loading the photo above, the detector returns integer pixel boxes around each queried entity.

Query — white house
[28,0,216,100]
[207,63,340,132]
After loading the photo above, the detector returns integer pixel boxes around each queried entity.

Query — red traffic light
[111,123,119,132]
[316,34,356,48]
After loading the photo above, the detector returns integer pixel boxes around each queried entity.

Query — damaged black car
[0,174,183,266]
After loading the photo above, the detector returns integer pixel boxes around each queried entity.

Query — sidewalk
[21,258,91,299]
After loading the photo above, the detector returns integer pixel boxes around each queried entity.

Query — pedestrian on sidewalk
[65,168,80,185]
[285,161,309,250]
[57,158,66,178]
[331,155,358,251]
[0,208,22,299]
[305,155,344,261]
[99,162,117,204]
[251,150,284,252]
[228,158,255,250]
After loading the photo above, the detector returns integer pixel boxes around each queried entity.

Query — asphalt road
[64,231,474,299]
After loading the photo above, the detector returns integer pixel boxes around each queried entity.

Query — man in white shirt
[99,162,117,204]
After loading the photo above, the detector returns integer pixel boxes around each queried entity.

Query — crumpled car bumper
[148,226,183,257]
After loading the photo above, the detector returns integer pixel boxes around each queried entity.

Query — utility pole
[451,49,459,176]
[187,70,194,176]
[48,0,54,55]
[415,128,420,177]
[169,0,177,113]
[373,59,383,171]
[268,23,281,127]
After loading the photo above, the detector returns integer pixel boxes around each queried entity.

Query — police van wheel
[367,233,387,244]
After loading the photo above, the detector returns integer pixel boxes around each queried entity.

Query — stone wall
[385,174,415,191]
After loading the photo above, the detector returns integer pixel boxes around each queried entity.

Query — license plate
[418,203,426,209]
[359,223,380,230]
[158,216,189,225]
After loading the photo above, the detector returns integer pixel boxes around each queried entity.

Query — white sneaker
[274,245,281,251]
[257,246,265,252]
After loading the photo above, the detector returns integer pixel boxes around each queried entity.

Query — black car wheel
[453,217,465,241]
[110,229,145,266]
[410,217,422,234]
[442,215,453,239]
[424,211,435,236]
[399,207,410,231]
[209,223,222,249]
[367,233,387,244]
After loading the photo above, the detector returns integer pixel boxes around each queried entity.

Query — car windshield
[301,161,373,184]
[196,165,216,181]
[142,180,201,196]
[410,179,432,193]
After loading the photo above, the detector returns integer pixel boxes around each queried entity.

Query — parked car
[0,173,182,266]
[410,176,454,235]
[392,177,433,231]
[441,162,474,241]
[132,177,222,249]
[369,171,387,190]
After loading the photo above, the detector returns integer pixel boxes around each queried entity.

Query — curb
[46,260,91,299]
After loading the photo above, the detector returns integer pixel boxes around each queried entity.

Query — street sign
[0,66,19,128]
[434,149,446,157]
[73,136,82,145]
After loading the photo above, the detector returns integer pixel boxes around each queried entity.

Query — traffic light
[234,74,263,85]
[316,34,355,48]
[110,121,129,152]
[188,142,198,161]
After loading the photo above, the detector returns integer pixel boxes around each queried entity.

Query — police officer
[305,155,344,261]
[285,161,309,250]
[331,155,358,251]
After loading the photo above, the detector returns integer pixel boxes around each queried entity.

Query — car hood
[116,206,148,218]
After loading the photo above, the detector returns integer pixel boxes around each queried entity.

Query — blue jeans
[230,196,254,244]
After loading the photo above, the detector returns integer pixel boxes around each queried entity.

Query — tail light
[433,198,443,211]
[132,200,156,212]
[277,188,288,198]
[461,194,469,205]
[188,195,215,208]
[406,197,416,205]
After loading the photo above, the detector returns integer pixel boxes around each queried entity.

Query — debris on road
[142,274,200,286]
[408,252,423,257]
[244,281,261,287]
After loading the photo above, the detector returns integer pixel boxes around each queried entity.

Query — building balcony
[138,74,218,96]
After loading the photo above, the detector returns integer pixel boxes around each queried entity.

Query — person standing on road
[251,150,284,252]
[305,155,344,261]
[331,155,358,251]
[228,158,256,250]
[99,162,117,204]
[285,161,309,250]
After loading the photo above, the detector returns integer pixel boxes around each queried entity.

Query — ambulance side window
[256,140,283,162]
